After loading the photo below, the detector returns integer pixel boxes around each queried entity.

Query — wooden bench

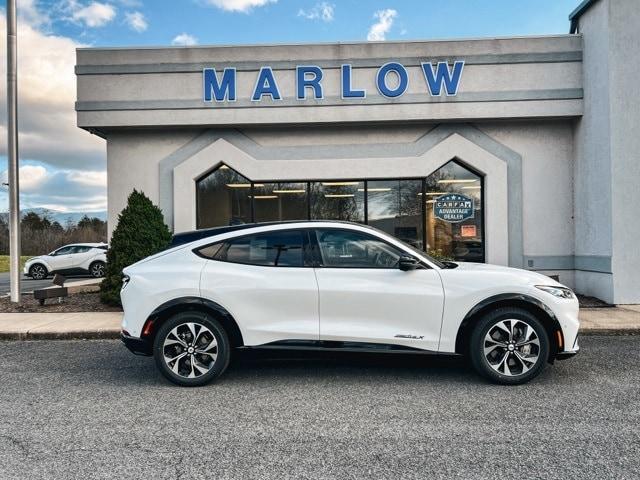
[33,274,68,306]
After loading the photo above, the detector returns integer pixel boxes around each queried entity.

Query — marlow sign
[203,61,465,103]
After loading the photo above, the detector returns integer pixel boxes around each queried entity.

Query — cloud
[298,2,334,22]
[125,11,147,32]
[201,0,277,13]
[0,15,105,172]
[116,0,143,6]
[71,1,117,27]
[367,8,397,41]
[0,165,107,213]
[17,0,50,28]
[172,33,198,46]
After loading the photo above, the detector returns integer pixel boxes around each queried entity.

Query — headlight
[535,285,574,299]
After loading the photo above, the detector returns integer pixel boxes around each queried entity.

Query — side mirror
[398,255,419,271]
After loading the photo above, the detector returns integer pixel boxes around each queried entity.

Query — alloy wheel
[91,262,105,278]
[30,265,47,280]
[483,319,541,376]
[162,322,218,379]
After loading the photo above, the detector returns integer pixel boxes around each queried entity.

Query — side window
[214,230,305,267]
[315,229,404,269]
[73,246,91,254]
[53,246,73,256]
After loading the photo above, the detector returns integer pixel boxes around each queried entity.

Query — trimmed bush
[100,190,172,306]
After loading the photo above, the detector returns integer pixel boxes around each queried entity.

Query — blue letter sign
[203,60,465,104]
[433,193,475,223]
[341,64,366,99]
[252,67,282,101]
[203,68,236,102]
[376,62,409,98]
[421,61,465,96]
[296,65,324,100]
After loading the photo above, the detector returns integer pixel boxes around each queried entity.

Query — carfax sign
[434,193,475,223]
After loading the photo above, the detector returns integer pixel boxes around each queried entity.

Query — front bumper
[121,332,152,356]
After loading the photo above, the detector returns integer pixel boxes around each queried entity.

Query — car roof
[170,220,365,247]
[62,243,107,248]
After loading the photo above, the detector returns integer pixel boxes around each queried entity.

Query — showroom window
[367,179,423,250]
[196,165,252,228]
[253,182,309,223]
[425,161,484,263]
[310,181,365,223]
[195,161,484,262]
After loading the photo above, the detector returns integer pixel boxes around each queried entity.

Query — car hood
[445,262,566,287]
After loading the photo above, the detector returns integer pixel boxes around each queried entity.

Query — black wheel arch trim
[455,293,564,359]
[144,296,244,347]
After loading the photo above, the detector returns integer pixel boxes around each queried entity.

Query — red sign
[461,225,477,237]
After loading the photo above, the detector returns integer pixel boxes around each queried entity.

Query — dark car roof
[169,220,362,247]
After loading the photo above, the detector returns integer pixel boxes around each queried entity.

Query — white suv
[24,243,108,279]
[120,221,579,386]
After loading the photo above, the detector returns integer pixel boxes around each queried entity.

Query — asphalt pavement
[0,272,89,295]
[1,336,639,479]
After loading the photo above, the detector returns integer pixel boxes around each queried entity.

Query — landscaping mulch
[0,292,122,313]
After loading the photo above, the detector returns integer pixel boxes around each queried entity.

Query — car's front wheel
[469,308,550,385]
[28,264,48,280]
[153,312,231,387]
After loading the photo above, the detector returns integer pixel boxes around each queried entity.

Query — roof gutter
[569,0,600,33]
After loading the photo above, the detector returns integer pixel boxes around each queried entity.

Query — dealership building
[75,0,639,304]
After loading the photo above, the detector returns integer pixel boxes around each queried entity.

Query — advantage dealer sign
[202,61,465,103]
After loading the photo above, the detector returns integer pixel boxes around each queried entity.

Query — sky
[0,0,580,217]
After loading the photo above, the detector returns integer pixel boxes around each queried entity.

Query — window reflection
[253,182,308,222]
[195,161,484,263]
[367,180,423,250]
[425,161,484,263]
[310,181,365,222]
[196,165,252,228]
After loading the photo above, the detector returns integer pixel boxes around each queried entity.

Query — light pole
[6,0,21,302]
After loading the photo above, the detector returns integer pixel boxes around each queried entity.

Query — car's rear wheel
[153,312,231,387]
[29,264,48,280]
[89,261,106,278]
[469,308,549,385]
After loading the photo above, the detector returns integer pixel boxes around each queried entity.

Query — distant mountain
[0,208,107,226]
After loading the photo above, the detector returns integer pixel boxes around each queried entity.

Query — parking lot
[0,272,89,295]
[1,336,639,479]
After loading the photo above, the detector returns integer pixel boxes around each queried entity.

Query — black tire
[29,263,48,280]
[89,261,106,278]
[153,311,231,387]
[469,308,550,385]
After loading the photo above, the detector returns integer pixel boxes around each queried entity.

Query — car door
[312,228,445,352]
[199,228,320,346]
[47,246,75,271]
[66,246,92,269]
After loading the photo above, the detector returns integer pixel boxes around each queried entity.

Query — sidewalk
[0,312,121,340]
[0,307,639,340]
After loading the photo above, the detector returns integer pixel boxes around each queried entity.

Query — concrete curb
[0,330,120,341]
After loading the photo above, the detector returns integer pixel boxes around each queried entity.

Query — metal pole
[7,0,21,303]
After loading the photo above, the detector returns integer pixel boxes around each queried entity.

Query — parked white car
[24,243,108,280]
[120,221,579,386]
